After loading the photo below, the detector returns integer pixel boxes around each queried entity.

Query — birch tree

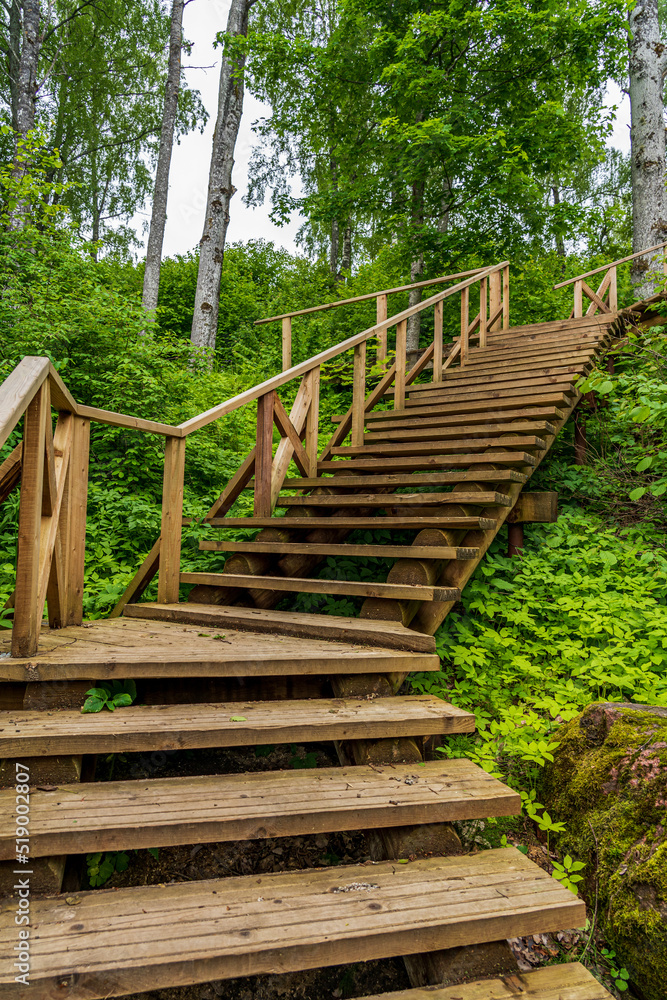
[628,0,667,295]
[190,0,255,356]
[142,0,186,319]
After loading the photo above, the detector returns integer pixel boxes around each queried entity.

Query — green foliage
[601,949,631,992]
[414,510,667,797]
[86,850,129,887]
[552,853,586,893]
[82,680,137,714]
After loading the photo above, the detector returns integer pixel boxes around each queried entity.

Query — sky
[131,0,303,258]
[133,2,633,262]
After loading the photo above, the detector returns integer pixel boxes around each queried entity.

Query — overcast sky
[134,1,632,261]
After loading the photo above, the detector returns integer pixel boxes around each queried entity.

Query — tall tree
[190,0,255,355]
[142,0,186,319]
[628,0,667,294]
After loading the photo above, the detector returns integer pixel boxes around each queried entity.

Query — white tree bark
[629,0,667,296]
[141,0,185,322]
[190,0,254,356]
[15,0,40,140]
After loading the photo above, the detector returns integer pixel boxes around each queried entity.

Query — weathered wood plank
[0,695,466,756]
[275,492,511,508]
[180,571,461,602]
[210,515,498,530]
[0,760,518,858]
[201,541,480,560]
[0,849,584,1000]
[123,602,437,652]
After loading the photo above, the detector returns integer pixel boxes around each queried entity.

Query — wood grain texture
[157,435,186,604]
[210,516,497,530]
[0,355,49,451]
[275,493,510,508]
[0,694,470,756]
[0,616,438,680]
[0,848,584,1000]
[123,601,437,651]
[0,759,518,858]
[201,541,480,560]
[354,963,613,1000]
[180,571,461,602]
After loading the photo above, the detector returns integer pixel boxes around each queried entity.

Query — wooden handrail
[0,357,50,451]
[553,241,667,289]
[253,268,487,325]
[179,262,509,436]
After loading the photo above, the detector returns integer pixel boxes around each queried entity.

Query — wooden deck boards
[0,616,438,681]
[0,759,519,858]
[0,848,585,1000]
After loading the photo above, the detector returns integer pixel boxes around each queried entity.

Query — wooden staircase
[0,254,652,999]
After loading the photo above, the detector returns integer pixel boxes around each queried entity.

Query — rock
[541,702,667,1000]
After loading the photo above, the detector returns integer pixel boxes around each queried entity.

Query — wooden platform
[355,963,613,1000]
[0,848,585,1000]
[0,759,519,858]
[0,615,439,680]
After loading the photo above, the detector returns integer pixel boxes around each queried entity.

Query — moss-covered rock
[541,702,667,1000]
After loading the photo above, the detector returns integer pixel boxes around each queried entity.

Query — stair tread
[363,422,557,441]
[406,378,577,405]
[417,364,590,391]
[319,452,537,469]
[0,848,585,998]
[0,616,438,682]
[208,516,498,529]
[277,469,528,485]
[0,759,519,859]
[180,572,462,602]
[331,408,563,425]
[360,400,569,422]
[0,694,468,757]
[276,492,511,507]
[331,439,546,457]
[202,541,482,560]
[123,602,438,653]
[354,962,613,1000]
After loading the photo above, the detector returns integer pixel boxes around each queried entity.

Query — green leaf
[81,697,105,714]
[629,487,647,501]
[636,457,653,472]
[229,716,247,722]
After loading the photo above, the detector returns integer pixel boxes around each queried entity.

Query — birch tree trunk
[141,0,185,322]
[190,0,254,356]
[406,180,424,368]
[629,0,667,296]
[15,0,40,142]
[8,0,21,131]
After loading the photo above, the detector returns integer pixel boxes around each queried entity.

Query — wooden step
[275,492,511,507]
[180,572,462,602]
[202,541,482,560]
[0,759,518,859]
[210,515,498,530]
[277,469,528,487]
[124,602,438,652]
[363,421,556,442]
[331,438,546,458]
[332,407,563,426]
[423,363,591,391]
[398,392,571,416]
[318,452,537,472]
[0,694,468,757]
[354,963,614,1000]
[407,376,577,404]
[460,348,598,371]
[0,848,585,999]
[0,616,438,681]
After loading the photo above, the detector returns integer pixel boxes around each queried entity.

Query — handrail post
[305,367,320,475]
[433,300,444,381]
[61,414,90,625]
[479,278,487,349]
[254,390,275,517]
[502,264,510,330]
[282,317,292,371]
[157,435,186,604]
[608,266,618,311]
[12,381,50,657]
[376,294,388,366]
[351,341,367,447]
[489,270,502,332]
[573,279,583,318]
[394,320,407,409]
[460,286,470,366]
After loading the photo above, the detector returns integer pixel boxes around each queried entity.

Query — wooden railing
[0,261,510,656]
[553,240,667,318]
[255,266,510,371]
